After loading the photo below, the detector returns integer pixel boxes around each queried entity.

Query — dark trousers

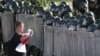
[96,7,100,19]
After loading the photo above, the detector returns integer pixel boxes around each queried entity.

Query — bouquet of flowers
[15,29,33,53]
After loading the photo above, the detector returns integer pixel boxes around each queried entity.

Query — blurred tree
[26,0,47,7]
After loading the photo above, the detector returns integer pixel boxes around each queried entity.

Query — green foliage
[25,0,42,14]
[26,0,47,7]
[26,0,72,7]
[47,0,72,2]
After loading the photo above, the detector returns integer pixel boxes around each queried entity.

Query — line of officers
[73,0,100,19]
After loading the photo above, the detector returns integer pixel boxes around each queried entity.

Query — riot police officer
[96,0,100,19]
[72,0,88,15]
[88,0,96,14]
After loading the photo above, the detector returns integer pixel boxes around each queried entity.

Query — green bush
[26,0,47,7]
[27,0,72,7]
[47,0,72,2]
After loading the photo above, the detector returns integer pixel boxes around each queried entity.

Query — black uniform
[8,33,25,56]
[96,0,100,19]
[88,0,96,13]
[73,0,88,15]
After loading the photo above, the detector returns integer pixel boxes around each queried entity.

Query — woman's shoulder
[13,33,22,38]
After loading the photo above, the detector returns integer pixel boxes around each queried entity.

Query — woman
[8,21,29,56]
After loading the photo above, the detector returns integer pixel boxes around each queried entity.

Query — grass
[0,52,7,56]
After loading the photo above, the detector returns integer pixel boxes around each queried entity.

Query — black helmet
[63,12,73,20]
[79,15,87,28]
[60,1,67,6]
[87,23,97,32]
[79,2,88,14]
[44,11,52,18]
[58,2,66,10]
[82,16,95,28]
[0,0,6,5]
[58,5,71,17]
[53,17,62,27]
[75,14,82,22]
[44,16,55,26]
[86,11,95,22]
[68,19,78,31]
[4,2,13,12]
[64,5,71,12]
[24,1,31,6]
[49,1,56,7]
[80,2,88,9]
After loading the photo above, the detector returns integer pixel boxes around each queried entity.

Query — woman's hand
[20,29,33,44]
[27,29,33,37]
